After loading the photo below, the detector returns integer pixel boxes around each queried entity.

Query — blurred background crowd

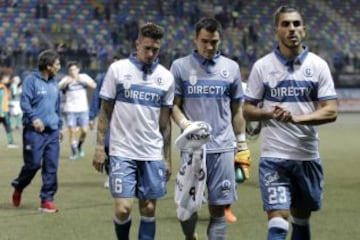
[0,0,359,88]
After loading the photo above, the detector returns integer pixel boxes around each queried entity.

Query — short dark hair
[195,18,222,37]
[67,61,79,69]
[38,49,59,71]
[138,22,164,40]
[273,5,304,26]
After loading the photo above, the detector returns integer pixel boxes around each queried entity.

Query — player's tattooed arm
[160,107,172,181]
[96,100,114,146]
[93,99,114,173]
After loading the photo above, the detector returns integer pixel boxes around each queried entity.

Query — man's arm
[292,99,338,125]
[172,96,191,129]
[232,100,253,181]
[231,101,246,137]
[159,107,172,181]
[243,99,337,125]
[79,74,97,89]
[58,77,72,89]
[243,101,274,121]
[92,99,114,172]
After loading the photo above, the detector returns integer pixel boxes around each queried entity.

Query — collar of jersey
[192,50,221,66]
[128,53,159,74]
[274,45,309,66]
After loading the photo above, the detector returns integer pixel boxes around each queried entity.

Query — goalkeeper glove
[234,141,251,183]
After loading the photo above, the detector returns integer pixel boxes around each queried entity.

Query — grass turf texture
[0,113,359,240]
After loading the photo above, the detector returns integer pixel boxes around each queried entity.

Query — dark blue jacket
[21,72,62,130]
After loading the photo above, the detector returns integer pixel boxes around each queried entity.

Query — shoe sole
[38,207,59,213]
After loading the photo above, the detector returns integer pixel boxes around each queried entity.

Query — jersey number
[114,178,122,193]
[268,186,287,204]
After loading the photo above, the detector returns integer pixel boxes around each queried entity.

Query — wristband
[236,133,246,142]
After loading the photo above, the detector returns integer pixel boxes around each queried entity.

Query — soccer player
[59,61,96,160]
[92,23,174,240]
[243,6,338,240]
[9,75,23,131]
[171,17,250,239]
[89,55,120,188]
[11,49,62,213]
[0,72,17,148]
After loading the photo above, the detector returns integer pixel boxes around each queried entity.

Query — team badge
[267,71,282,88]
[221,180,231,196]
[155,77,163,85]
[303,66,314,78]
[220,69,229,78]
[189,69,197,85]
[123,74,132,89]
[267,75,278,88]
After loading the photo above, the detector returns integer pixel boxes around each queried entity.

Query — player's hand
[234,143,252,181]
[32,118,45,132]
[164,159,172,182]
[92,145,107,173]
[273,106,292,122]
[59,130,64,142]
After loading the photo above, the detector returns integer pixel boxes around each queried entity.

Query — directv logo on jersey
[270,86,312,97]
[124,89,161,102]
[187,85,227,95]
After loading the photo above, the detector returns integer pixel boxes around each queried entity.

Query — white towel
[174,121,211,221]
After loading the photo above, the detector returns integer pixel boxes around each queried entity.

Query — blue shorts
[64,112,89,128]
[109,156,167,199]
[181,151,237,205]
[259,157,323,212]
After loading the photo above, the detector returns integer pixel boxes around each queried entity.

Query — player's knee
[268,217,289,232]
[139,200,156,217]
[114,200,132,220]
[27,161,41,171]
[80,127,88,135]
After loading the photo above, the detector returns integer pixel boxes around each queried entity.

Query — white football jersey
[100,58,174,160]
[245,47,337,160]
[60,73,95,112]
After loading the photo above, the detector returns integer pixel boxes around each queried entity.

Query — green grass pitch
[0,113,359,240]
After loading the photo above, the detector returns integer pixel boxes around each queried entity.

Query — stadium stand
[0,0,359,77]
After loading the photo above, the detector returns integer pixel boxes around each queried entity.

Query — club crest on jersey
[267,71,281,88]
[268,78,278,88]
[123,74,132,89]
[155,77,163,85]
[303,66,314,78]
[189,69,197,85]
[220,69,229,78]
